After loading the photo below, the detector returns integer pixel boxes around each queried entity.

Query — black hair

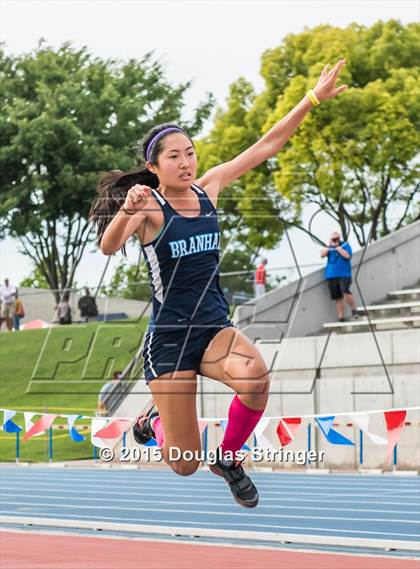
[89,123,192,256]
[137,122,192,164]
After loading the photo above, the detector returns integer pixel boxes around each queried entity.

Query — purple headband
[145,127,185,162]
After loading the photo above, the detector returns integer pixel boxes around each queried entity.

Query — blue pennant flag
[316,416,354,446]
[67,415,85,442]
[2,410,22,433]
[220,420,251,451]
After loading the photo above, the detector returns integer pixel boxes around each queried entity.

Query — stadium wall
[235,220,420,341]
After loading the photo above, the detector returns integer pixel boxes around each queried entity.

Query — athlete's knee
[251,375,270,397]
[259,373,271,394]
[241,365,270,395]
[171,458,200,476]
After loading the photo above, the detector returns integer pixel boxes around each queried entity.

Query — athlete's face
[148,133,197,189]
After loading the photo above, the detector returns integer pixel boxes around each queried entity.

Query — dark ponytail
[89,167,159,256]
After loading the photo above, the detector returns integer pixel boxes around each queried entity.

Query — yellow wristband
[307,89,320,106]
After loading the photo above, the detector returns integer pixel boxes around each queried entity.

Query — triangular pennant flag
[277,417,302,447]
[94,419,130,439]
[67,415,85,442]
[316,416,354,446]
[23,414,57,441]
[220,420,250,451]
[254,418,276,451]
[384,410,406,464]
[348,413,387,445]
[91,417,109,448]
[2,410,22,433]
[24,412,36,433]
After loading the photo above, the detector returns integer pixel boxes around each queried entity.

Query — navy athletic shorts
[327,277,352,300]
[142,321,235,383]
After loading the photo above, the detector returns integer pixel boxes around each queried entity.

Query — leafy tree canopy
[197,20,420,246]
[0,41,214,300]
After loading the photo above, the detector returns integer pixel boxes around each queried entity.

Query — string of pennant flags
[2,406,419,464]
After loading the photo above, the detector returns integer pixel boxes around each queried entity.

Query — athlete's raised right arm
[100,185,152,255]
[196,59,347,196]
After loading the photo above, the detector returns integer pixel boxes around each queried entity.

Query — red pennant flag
[93,419,130,439]
[277,417,302,447]
[384,410,406,464]
[24,414,57,441]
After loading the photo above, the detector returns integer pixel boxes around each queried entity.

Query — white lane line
[4,469,418,482]
[2,500,419,525]
[2,491,418,516]
[1,486,418,504]
[4,472,418,489]
[1,483,417,501]
[4,467,416,477]
[2,481,416,495]
[2,485,417,508]
[4,477,420,496]
[2,511,419,540]
[4,468,417,478]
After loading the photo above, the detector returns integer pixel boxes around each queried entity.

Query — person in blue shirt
[321,231,358,322]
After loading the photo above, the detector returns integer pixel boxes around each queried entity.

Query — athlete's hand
[123,185,152,213]
[313,58,348,102]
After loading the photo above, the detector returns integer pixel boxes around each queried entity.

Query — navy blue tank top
[141,183,230,331]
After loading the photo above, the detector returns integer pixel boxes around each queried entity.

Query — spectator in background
[254,257,268,298]
[55,293,72,325]
[321,231,358,322]
[78,287,98,323]
[0,278,17,332]
[13,292,25,331]
[97,370,126,416]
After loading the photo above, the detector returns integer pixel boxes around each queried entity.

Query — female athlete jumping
[90,59,347,508]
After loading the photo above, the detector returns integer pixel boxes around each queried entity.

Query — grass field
[0,317,149,462]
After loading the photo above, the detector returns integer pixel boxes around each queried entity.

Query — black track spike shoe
[209,454,259,508]
[132,401,159,445]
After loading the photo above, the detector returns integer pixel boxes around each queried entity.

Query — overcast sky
[1,1,418,290]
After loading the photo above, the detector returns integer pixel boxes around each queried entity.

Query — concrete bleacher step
[323,314,420,333]
[357,301,420,316]
[389,288,420,301]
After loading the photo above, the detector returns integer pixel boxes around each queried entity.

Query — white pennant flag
[254,418,276,451]
[23,412,40,435]
[348,413,387,445]
[3,409,18,424]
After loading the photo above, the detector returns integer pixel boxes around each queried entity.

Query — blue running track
[1,466,419,554]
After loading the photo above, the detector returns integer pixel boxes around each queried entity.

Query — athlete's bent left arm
[197,59,347,195]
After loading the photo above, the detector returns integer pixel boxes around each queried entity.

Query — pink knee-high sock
[151,416,165,447]
[220,394,265,457]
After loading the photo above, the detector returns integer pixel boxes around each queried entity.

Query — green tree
[101,259,151,301]
[0,42,214,303]
[20,265,53,289]
[196,79,293,252]
[198,20,420,247]
[219,248,259,299]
